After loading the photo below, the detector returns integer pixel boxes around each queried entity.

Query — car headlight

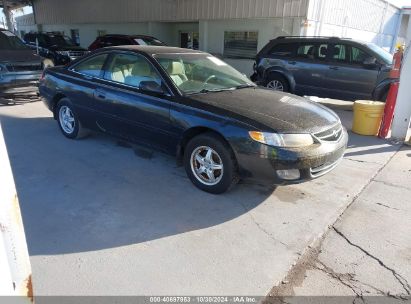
[249,131,314,147]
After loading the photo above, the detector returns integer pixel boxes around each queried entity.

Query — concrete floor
[0,99,402,296]
[269,146,411,302]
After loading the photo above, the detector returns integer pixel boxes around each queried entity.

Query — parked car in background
[23,32,88,67]
[88,34,166,51]
[251,36,395,101]
[0,29,43,97]
[39,46,347,194]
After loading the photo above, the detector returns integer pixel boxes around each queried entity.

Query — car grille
[314,124,343,142]
[6,63,42,72]
[310,157,342,178]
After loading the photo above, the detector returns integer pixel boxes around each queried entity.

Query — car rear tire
[266,74,289,92]
[184,133,239,194]
[56,98,89,139]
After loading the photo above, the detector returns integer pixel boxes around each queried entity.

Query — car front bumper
[235,128,348,185]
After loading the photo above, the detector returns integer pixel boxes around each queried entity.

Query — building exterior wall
[202,17,302,74]
[32,0,309,24]
[15,0,403,74]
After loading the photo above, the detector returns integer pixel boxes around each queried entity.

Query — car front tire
[184,133,239,194]
[266,74,290,92]
[56,98,88,139]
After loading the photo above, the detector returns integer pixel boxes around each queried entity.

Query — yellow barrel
[352,100,385,136]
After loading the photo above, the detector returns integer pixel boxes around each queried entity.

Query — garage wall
[14,13,36,37]
[201,17,302,75]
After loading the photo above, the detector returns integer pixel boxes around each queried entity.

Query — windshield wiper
[190,88,235,95]
[234,84,256,89]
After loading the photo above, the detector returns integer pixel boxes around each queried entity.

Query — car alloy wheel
[59,105,76,135]
[190,146,224,186]
[267,80,284,91]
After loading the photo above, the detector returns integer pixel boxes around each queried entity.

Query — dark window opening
[224,31,258,59]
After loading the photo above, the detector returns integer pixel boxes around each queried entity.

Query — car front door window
[331,44,348,63]
[351,46,374,65]
[72,54,108,77]
[104,53,162,89]
[297,43,317,61]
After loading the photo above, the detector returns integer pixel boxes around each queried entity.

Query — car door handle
[329,66,339,70]
[94,89,106,100]
[83,74,94,81]
[288,61,297,65]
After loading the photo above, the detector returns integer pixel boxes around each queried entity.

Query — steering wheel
[202,75,217,89]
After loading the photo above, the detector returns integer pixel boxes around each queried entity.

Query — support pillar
[391,44,411,140]
[199,20,208,52]
[2,0,14,32]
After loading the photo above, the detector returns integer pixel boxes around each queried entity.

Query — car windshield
[46,35,76,47]
[0,30,29,50]
[135,37,165,46]
[154,53,255,95]
[366,43,393,64]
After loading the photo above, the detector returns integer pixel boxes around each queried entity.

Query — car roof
[102,34,156,39]
[102,45,205,56]
[271,36,366,45]
[25,32,64,36]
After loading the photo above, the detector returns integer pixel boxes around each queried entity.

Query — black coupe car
[39,46,348,194]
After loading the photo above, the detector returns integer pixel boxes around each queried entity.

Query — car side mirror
[139,81,166,94]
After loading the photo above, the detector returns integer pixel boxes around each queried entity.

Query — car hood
[188,87,340,133]
[0,49,42,64]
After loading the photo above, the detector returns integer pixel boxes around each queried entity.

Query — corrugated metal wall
[33,0,309,24]
[15,13,34,26]
[307,0,399,34]
[306,0,400,49]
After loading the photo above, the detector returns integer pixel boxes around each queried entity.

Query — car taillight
[88,40,99,50]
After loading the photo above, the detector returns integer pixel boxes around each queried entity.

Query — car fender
[263,67,296,93]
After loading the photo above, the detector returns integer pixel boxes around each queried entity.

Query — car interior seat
[125,60,159,87]
[111,67,126,83]
[167,62,188,86]
[319,46,328,60]
[332,46,342,59]
[307,46,315,60]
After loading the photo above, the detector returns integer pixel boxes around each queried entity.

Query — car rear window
[0,30,28,50]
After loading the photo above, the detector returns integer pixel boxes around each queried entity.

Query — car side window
[296,43,317,60]
[331,44,348,63]
[351,46,373,65]
[269,43,296,58]
[72,54,108,77]
[104,53,162,88]
[317,44,329,61]
[110,37,131,46]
